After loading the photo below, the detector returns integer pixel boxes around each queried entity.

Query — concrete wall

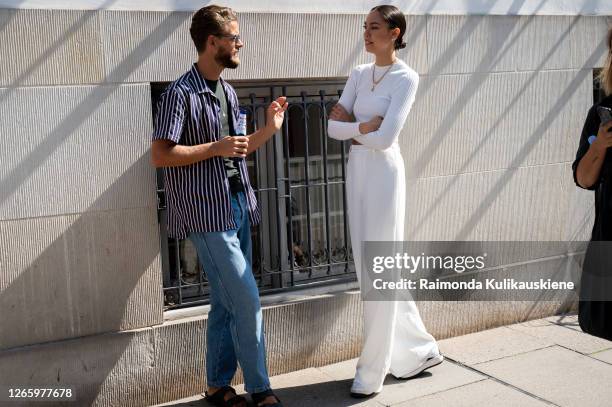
[2,0,612,15]
[0,291,574,406]
[0,9,164,352]
[0,8,610,406]
[403,15,609,242]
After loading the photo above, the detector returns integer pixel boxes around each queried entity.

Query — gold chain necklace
[371,61,395,91]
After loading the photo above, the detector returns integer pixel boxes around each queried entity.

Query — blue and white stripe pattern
[153,64,261,239]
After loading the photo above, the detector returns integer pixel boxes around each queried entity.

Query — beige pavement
[154,314,612,407]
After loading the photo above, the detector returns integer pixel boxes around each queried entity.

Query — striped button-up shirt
[153,64,261,239]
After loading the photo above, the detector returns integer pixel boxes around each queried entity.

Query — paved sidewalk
[154,314,612,407]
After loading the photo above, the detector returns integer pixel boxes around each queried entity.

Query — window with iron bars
[151,79,356,310]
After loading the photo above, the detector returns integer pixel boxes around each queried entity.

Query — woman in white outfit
[327,5,443,398]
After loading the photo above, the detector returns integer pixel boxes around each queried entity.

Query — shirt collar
[189,63,230,96]
[189,63,210,94]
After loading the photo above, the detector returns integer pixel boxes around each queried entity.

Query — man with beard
[151,5,287,407]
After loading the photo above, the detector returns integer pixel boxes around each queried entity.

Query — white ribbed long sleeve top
[327,60,419,150]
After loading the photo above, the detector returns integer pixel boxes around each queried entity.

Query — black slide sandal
[251,389,283,407]
[204,386,247,407]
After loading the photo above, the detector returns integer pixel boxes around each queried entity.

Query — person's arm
[328,114,383,139]
[151,86,249,168]
[352,72,418,150]
[328,67,362,140]
[574,107,612,189]
[575,125,612,188]
[246,96,289,154]
[151,138,249,168]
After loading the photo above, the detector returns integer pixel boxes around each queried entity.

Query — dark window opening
[151,79,355,310]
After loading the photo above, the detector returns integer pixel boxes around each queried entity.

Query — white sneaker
[392,354,444,380]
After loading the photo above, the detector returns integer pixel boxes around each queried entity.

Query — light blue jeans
[189,191,271,394]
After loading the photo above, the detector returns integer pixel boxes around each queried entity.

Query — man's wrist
[208,140,219,157]
[264,123,278,137]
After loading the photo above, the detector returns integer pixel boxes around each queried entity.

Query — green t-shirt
[205,79,243,192]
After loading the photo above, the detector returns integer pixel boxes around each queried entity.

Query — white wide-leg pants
[346,144,439,394]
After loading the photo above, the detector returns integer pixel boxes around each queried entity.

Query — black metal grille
[151,79,356,310]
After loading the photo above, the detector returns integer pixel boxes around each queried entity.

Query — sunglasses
[217,34,242,43]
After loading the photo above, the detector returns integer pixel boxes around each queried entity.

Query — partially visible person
[572,26,612,341]
[327,5,443,398]
[151,5,287,407]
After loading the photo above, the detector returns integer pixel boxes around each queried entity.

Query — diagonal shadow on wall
[0,9,193,406]
[447,40,603,241]
[409,13,603,238]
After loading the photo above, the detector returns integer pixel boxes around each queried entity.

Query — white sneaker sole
[393,354,444,380]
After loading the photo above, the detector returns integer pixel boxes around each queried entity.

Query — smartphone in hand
[597,106,612,127]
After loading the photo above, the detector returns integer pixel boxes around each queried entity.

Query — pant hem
[207,380,232,388]
[246,384,272,394]
[350,385,383,394]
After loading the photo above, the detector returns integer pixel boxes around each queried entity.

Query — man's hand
[245,97,288,155]
[329,103,353,122]
[266,96,289,132]
[212,136,249,158]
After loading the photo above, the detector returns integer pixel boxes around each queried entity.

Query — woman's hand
[329,103,353,122]
[591,122,612,153]
[358,116,383,135]
[576,122,612,188]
